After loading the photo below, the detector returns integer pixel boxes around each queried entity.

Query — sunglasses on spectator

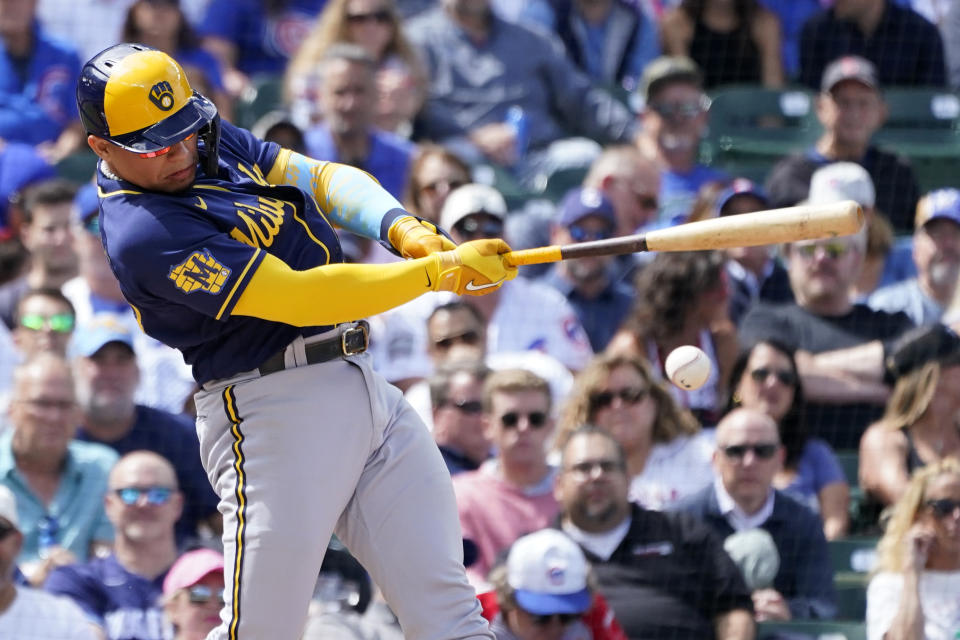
[433,330,481,351]
[19,313,74,333]
[129,132,196,159]
[748,367,796,387]
[649,97,710,120]
[589,387,649,411]
[420,179,467,195]
[346,9,392,24]
[454,216,503,240]
[499,411,548,429]
[926,498,960,518]
[794,241,851,260]
[439,399,483,415]
[0,520,15,541]
[188,585,226,606]
[19,397,75,412]
[113,486,175,506]
[81,214,100,236]
[568,224,612,242]
[530,612,580,626]
[720,443,780,460]
[565,458,624,477]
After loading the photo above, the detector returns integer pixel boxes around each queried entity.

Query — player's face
[434,371,490,465]
[713,412,783,509]
[914,219,960,291]
[74,343,140,422]
[320,59,375,137]
[87,133,199,193]
[485,389,553,467]
[13,295,74,357]
[165,572,226,637]
[734,343,796,423]
[555,433,630,533]
[588,364,656,457]
[8,366,79,459]
[106,457,182,541]
[20,201,77,275]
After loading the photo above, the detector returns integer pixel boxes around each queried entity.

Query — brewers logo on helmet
[77,43,221,175]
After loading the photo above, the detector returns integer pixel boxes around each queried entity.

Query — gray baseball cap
[821,55,880,94]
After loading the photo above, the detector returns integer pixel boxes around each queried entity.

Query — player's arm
[231,239,517,326]
[266,148,455,258]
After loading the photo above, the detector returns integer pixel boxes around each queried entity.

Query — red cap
[163,549,225,595]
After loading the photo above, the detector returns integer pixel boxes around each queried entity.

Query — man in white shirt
[0,484,94,640]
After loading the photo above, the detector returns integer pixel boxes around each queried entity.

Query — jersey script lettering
[229,196,289,248]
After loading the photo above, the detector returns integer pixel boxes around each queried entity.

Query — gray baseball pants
[194,332,492,640]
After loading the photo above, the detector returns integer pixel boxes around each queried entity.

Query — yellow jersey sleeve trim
[99,186,143,197]
[215,248,263,320]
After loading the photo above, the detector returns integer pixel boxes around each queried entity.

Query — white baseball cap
[507,529,591,615]
[439,184,507,232]
[808,162,875,208]
[0,485,18,529]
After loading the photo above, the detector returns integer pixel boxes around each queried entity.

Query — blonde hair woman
[557,353,712,510]
[867,459,960,639]
[285,0,425,134]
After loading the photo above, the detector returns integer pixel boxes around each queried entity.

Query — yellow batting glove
[427,239,518,296]
[388,215,457,259]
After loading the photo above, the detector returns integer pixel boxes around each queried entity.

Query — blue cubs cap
[915,188,960,230]
[73,182,99,226]
[507,529,591,615]
[70,314,135,358]
[558,187,615,228]
[717,178,769,216]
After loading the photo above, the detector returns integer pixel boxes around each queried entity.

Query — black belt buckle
[341,321,369,356]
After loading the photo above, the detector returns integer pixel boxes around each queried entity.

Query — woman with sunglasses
[286,0,425,135]
[607,250,736,427]
[162,548,226,640]
[402,144,473,224]
[859,338,960,511]
[557,353,713,511]
[867,458,960,639]
[726,339,849,539]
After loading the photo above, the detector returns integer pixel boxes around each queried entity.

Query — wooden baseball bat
[504,200,864,267]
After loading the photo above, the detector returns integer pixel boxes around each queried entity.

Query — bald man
[678,409,837,622]
[46,451,184,640]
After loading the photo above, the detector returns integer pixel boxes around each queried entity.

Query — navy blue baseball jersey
[98,120,347,384]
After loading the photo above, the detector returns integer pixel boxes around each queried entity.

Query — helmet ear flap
[200,113,221,177]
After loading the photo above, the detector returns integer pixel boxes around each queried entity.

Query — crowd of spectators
[3,0,960,637]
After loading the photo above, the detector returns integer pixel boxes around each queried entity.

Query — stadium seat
[871,88,960,191]
[829,536,879,575]
[757,620,866,640]
[835,450,859,488]
[700,85,820,178]
[834,583,867,621]
[234,74,285,130]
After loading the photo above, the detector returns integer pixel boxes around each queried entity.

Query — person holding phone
[867,458,960,639]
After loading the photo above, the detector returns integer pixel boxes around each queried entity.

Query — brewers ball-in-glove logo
[149,81,176,111]
[168,249,231,294]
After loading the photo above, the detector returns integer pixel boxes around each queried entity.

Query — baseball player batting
[77,44,511,639]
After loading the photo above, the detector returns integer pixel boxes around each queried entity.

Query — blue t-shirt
[0,23,80,144]
[98,119,344,384]
[75,405,219,543]
[200,0,328,75]
[304,125,415,200]
[0,434,116,566]
[781,438,846,514]
[45,554,170,640]
[659,164,728,226]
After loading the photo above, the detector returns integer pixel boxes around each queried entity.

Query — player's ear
[87,135,111,160]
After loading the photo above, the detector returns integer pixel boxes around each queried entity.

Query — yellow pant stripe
[222,385,247,640]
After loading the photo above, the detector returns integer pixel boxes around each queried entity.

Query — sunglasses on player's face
[122,132,196,159]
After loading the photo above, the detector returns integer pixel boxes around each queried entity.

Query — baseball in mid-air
[664,345,711,390]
